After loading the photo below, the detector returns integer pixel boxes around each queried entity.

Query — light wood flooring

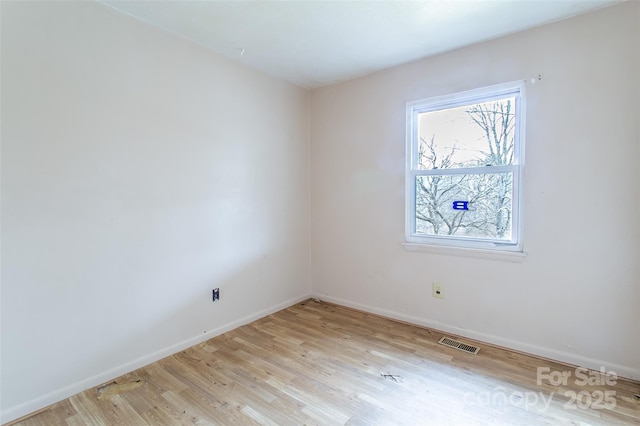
[8,299,640,425]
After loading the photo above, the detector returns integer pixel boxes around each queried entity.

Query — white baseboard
[0,293,311,425]
[5,292,636,424]
[312,293,639,382]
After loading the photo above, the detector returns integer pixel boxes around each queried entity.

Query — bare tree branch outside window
[415,98,516,240]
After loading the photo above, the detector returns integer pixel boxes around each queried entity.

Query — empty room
[1,0,639,424]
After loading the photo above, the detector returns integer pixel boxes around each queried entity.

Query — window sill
[401,242,527,263]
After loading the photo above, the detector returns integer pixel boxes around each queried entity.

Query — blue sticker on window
[452,201,469,211]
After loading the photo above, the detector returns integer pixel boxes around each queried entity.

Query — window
[405,81,525,252]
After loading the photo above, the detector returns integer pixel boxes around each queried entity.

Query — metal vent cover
[438,337,480,354]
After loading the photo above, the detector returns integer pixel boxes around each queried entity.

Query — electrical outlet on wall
[432,283,444,299]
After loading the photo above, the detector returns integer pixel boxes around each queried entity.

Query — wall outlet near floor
[432,283,444,299]
[212,288,220,302]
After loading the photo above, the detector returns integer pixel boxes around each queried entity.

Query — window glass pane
[415,172,513,240]
[417,96,516,169]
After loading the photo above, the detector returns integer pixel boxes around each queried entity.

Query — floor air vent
[438,337,480,354]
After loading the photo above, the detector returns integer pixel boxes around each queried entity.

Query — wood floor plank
[7,299,640,425]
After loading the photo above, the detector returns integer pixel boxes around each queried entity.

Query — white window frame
[405,81,525,253]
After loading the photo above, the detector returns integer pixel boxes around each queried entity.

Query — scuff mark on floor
[97,378,145,399]
[380,373,402,383]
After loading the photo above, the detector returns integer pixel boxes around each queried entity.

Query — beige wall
[311,2,639,380]
[1,1,309,421]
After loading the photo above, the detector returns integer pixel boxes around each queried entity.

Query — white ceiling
[99,0,621,88]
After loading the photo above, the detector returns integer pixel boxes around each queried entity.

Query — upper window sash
[407,82,524,171]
